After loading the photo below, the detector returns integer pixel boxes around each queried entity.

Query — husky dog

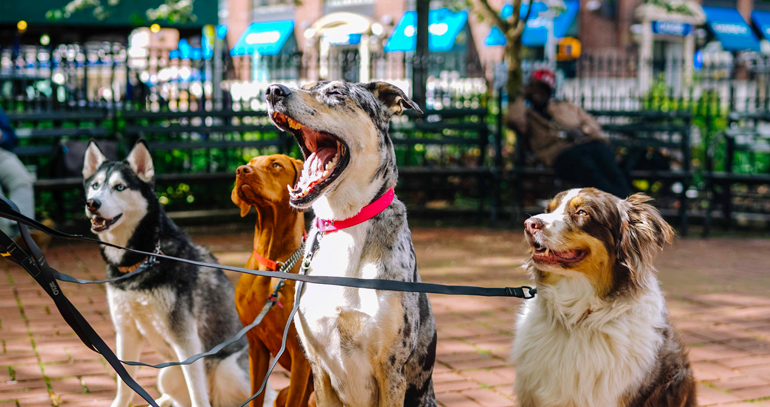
[82,140,275,407]
[515,188,694,407]
[266,82,437,407]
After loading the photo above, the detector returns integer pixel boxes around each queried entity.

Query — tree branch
[472,0,511,34]
[510,0,522,30]
[513,0,534,38]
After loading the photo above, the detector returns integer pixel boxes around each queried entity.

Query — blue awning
[170,39,206,60]
[703,6,759,51]
[485,0,580,47]
[384,9,469,53]
[231,20,295,56]
[752,10,770,41]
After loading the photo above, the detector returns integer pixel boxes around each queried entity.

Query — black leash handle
[0,200,159,407]
[0,201,536,299]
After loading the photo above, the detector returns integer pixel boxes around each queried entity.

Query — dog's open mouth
[271,112,350,204]
[90,214,122,233]
[532,242,587,264]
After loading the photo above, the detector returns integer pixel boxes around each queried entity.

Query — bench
[703,111,770,236]
[510,110,692,235]
[7,110,111,162]
[5,109,113,220]
[123,109,292,182]
[390,108,496,219]
[121,109,294,213]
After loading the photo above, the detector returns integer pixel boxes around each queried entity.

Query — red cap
[530,69,556,90]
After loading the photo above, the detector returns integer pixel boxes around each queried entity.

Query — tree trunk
[505,36,523,98]
[413,0,430,109]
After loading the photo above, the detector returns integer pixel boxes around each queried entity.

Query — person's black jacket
[0,107,17,151]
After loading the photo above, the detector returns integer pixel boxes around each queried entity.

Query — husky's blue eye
[91,183,99,190]
[115,184,126,191]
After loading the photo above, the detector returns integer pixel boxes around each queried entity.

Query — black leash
[0,200,159,407]
[0,202,536,299]
[0,197,536,405]
[123,240,304,370]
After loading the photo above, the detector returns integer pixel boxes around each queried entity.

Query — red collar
[316,189,395,233]
[252,230,307,271]
[252,250,281,271]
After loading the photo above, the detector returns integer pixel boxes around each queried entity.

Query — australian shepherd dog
[514,188,695,407]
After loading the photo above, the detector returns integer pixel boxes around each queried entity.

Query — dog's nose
[524,218,544,235]
[266,84,291,105]
[86,199,101,213]
[236,165,253,176]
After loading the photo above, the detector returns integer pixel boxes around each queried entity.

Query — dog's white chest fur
[297,226,392,406]
[513,278,666,407]
[107,285,178,359]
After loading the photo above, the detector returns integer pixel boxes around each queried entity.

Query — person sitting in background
[0,106,50,247]
[507,69,631,198]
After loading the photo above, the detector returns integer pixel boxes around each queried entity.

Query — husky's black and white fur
[82,140,275,407]
[266,82,437,407]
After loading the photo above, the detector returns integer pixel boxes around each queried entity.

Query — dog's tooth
[544,248,549,256]
[322,170,329,177]
[287,118,303,130]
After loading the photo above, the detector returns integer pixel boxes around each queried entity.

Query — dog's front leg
[111,323,145,407]
[310,367,342,407]
[285,347,314,407]
[247,336,271,407]
[172,339,211,407]
[374,364,407,407]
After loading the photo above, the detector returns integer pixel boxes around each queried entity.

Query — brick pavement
[2,228,770,407]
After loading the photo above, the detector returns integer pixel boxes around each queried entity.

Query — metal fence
[3,43,770,228]
[1,44,489,113]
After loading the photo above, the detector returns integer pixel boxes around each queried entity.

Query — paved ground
[2,227,770,407]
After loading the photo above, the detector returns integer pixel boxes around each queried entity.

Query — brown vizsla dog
[232,154,314,407]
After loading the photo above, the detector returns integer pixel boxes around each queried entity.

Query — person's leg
[554,144,629,197]
[0,181,12,238]
[585,141,631,198]
[0,148,35,238]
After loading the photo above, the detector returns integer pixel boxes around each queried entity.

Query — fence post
[492,86,504,223]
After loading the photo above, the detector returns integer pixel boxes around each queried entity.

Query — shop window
[326,0,374,5]
[702,0,738,7]
[253,0,292,9]
[755,0,770,11]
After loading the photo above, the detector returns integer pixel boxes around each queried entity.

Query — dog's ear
[231,186,251,217]
[364,82,423,116]
[126,140,155,182]
[83,139,107,179]
[616,193,674,276]
[290,158,303,187]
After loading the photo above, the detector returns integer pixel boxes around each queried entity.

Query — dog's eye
[576,209,589,217]
[272,162,282,169]
[91,183,99,190]
[327,89,343,97]
[114,184,126,192]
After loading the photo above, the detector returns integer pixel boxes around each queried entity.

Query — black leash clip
[506,286,537,299]
[148,241,163,265]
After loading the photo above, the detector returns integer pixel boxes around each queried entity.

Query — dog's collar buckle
[117,241,163,274]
